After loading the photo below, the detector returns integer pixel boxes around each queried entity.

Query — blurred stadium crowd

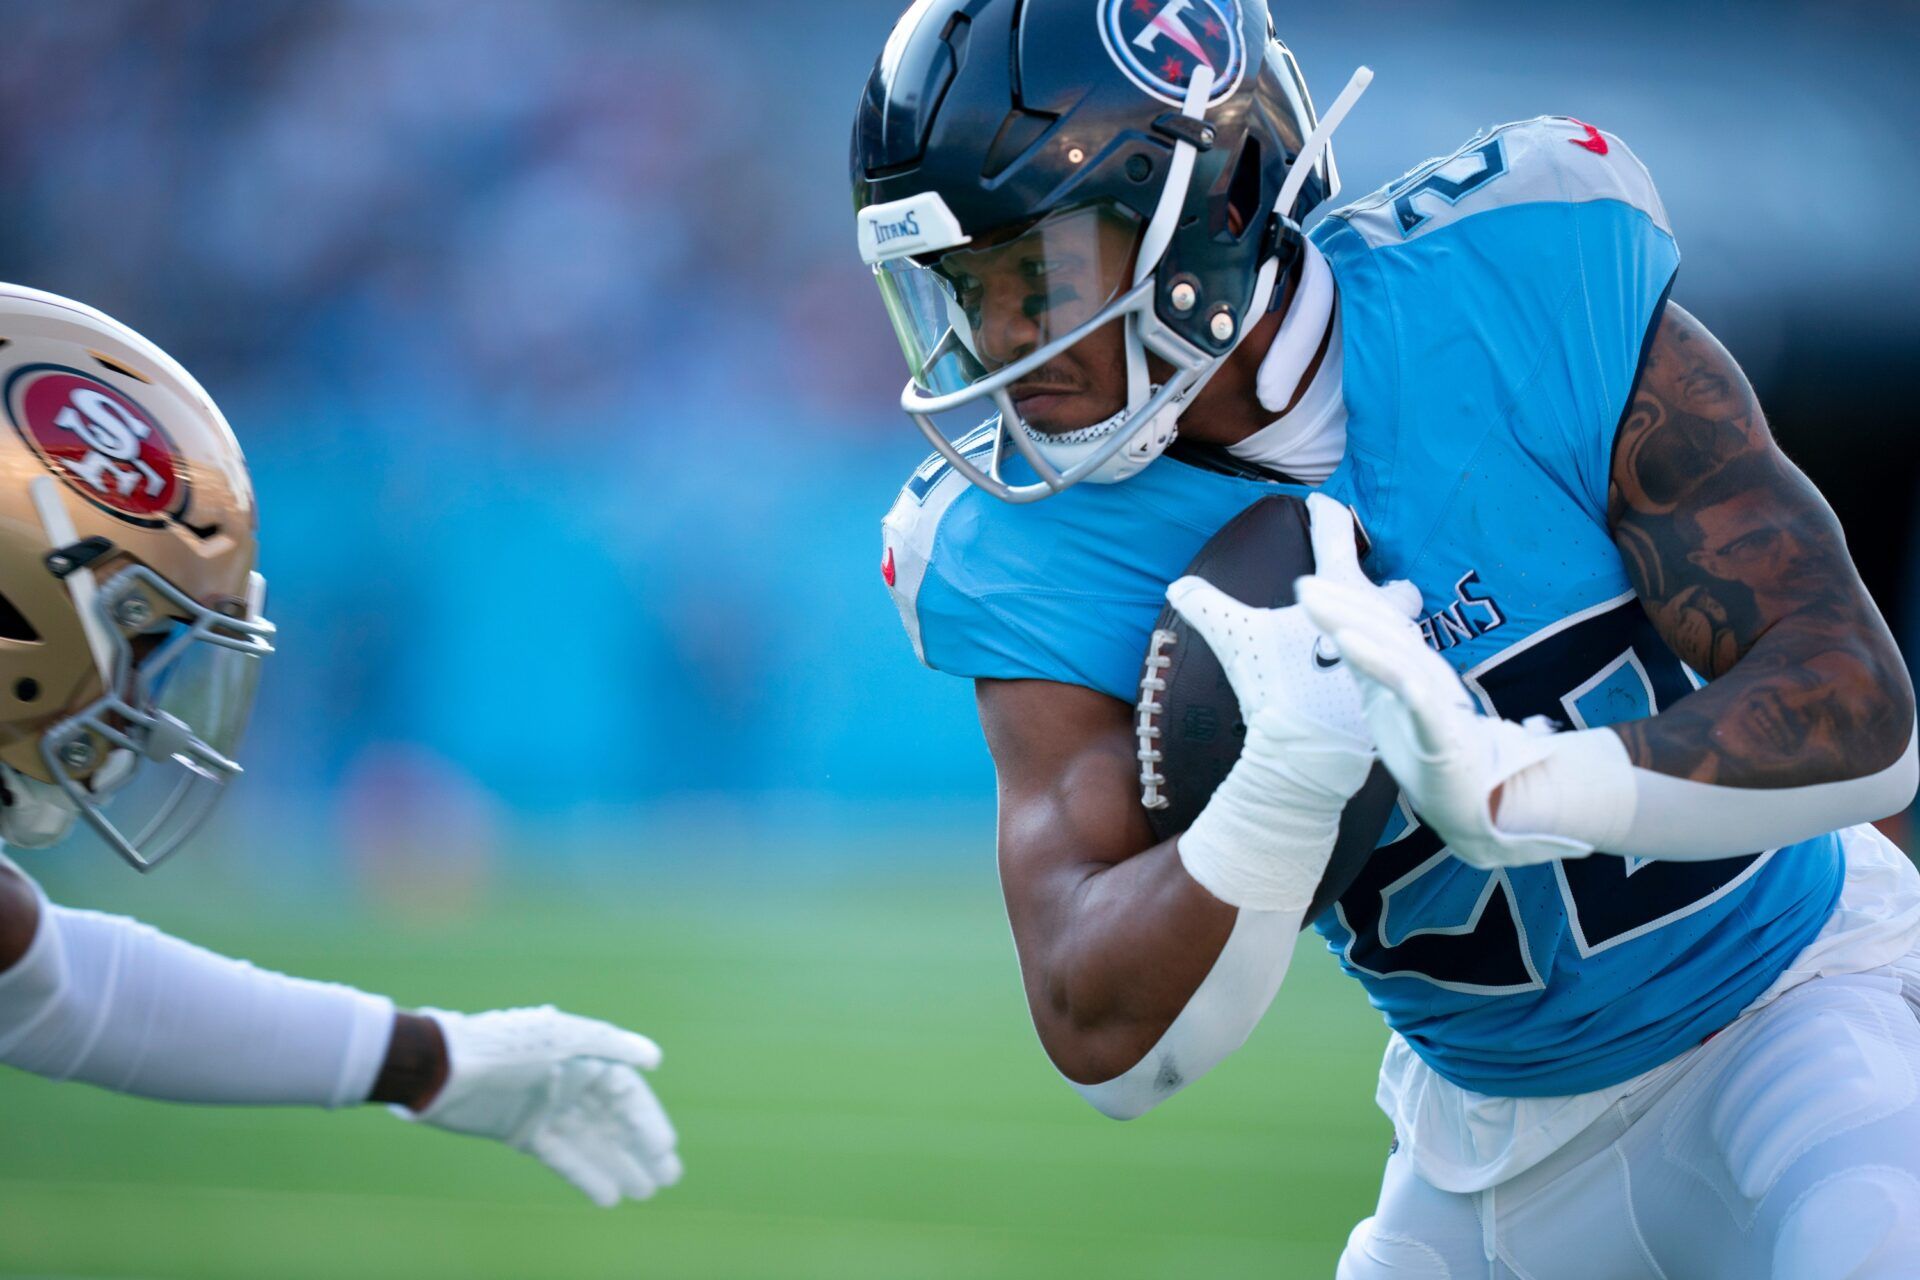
[0,1,950,864]
[0,0,1913,869]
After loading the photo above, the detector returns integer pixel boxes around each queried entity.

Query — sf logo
[54,387,165,500]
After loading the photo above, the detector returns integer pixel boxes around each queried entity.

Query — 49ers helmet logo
[6,365,188,525]
[1098,0,1245,108]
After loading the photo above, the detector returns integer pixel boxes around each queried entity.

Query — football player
[0,285,679,1208]
[854,1,1920,1274]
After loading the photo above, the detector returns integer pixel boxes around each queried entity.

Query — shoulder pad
[880,429,989,666]
[1331,116,1669,250]
[881,427,1311,698]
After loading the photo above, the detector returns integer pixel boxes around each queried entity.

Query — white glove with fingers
[1295,571,1596,870]
[402,1005,681,1208]
[1164,493,1421,911]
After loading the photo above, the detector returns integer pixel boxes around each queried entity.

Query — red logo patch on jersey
[882,546,897,588]
[1568,120,1609,156]
[7,366,188,525]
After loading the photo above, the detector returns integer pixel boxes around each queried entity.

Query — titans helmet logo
[1098,0,1245,108]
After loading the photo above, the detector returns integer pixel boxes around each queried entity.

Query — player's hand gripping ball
[1136,492,1414,922]
[399,1005,681,1208]
[1298,562,1596,870]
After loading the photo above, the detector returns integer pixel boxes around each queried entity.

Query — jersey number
[1392,139,1509,237]
[1336,598,1766,992]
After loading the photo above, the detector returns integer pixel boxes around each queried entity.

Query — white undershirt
[1227,240,1347,484]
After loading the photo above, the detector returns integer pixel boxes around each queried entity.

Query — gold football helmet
[0,284,272,870]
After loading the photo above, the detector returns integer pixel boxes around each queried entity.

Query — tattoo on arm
[1606,302,1912,786]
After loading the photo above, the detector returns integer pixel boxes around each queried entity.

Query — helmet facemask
[27,478,273,872]
[855,5,1376,504]
[863,68,1227,504]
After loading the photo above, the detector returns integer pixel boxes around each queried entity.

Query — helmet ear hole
[0,593,40,643]
[1221,137,1264,239]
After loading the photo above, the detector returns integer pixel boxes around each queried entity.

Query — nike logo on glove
[1312,638,1343,670]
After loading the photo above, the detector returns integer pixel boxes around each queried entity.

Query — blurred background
[0,1,1915,1276]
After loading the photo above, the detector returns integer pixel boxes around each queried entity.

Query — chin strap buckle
[45,536,114,581]
[1151,113,1216,152]
[1260,217,1306,308]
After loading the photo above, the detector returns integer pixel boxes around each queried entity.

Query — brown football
[1135,494,1398,925]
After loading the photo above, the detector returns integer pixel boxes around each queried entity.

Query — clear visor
[875,202,1143,397]
[41,565,273,872]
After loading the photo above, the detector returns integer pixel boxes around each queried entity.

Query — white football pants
[1338,963,1920,1279]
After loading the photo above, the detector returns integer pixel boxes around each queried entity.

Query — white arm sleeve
[1070,905,1299,1121]
[0,871,395,1107]
[1498,725,1920,860]
[1073,726,1342,1120]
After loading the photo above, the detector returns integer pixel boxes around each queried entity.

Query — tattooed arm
[1301,300,1912,865]
[1607,301,1914,787]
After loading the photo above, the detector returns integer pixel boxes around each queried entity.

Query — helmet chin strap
[29,477,115,688]
[1275,65,1373,223]
[1124,63,1216,426]
[1015,64,1375,490]
[1254,236,1335,412]
[11,477,152,850]
[1137,65,1374,441]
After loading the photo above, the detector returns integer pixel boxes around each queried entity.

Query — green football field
[0,860,1392,1279]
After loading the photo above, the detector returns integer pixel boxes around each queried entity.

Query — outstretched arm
[1607,301,1913,785]
[0,858,679,1206]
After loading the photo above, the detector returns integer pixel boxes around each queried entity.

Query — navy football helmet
[852,0,1368,501]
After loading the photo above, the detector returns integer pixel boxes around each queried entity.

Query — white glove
[1295,569,1595,870]
[1164,493,1420,910]
[402,1006,681,1207]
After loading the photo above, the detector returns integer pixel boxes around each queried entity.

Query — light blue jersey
[881,118,1842,1098]
[882,422,1311,699]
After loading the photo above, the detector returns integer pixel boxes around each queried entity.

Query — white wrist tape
[1178,708,1373,911]
[1072,905,1298,1120]
[1497,725,1920,861]
[0,873,394,1106]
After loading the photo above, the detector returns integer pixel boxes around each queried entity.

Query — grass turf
[0,863,1391,1279]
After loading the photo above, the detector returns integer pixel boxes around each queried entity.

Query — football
[1134,494,1399,924]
